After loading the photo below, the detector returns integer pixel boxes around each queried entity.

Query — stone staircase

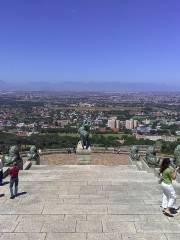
[0,164,180,240]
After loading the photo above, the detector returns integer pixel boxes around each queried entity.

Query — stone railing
[39,146,139,154]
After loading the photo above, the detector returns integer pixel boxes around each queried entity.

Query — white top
[0,159,3,170]
[38,149,42,154]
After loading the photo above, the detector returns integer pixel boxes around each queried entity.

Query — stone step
[1,163,180,239]
[14,180,160,186]
[0,233,178,240]
[20,167,155,177]
[21,165,153,175]
[18,172,156,182]
[18,178,157,183]
[20,170,153,176]
[31,164,138,171]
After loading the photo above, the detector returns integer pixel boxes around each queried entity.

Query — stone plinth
[76,141,91,165]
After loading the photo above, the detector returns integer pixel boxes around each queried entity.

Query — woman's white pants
[161,182,176,209]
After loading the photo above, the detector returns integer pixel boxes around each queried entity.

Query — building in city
[133,120,138,128]
[107,117,120,131]
[115,120,120,130]
[137,124,151,134]
[136,134,177,142]
[125,119,139,130]
[108,119,116,129]
[125,119,134,129]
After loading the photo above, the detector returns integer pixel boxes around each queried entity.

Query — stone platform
[0,164,180,239]
[41,153,129,165]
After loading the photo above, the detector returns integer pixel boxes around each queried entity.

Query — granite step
[1,163,180,240]
[31,164,138,171]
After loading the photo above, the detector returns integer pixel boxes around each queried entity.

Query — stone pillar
[76,141,91,165]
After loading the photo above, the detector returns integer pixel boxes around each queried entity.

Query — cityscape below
[0,91,180,155]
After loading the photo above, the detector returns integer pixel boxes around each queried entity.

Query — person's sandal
[163,209,174,217]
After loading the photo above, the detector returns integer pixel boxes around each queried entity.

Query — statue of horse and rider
[2,145,23,169]
[27,145,40,165]
[78,120,91,150]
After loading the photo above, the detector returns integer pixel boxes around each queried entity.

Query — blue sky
[0,0,180,85]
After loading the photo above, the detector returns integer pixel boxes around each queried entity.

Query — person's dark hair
[160,158,170,173]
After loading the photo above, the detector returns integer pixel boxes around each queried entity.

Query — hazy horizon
[0,0,180,87]
[1,79,180,92]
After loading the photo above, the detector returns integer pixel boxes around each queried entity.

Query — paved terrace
[0,164,180,240]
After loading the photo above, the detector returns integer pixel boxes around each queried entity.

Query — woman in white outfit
[160,158,179,217]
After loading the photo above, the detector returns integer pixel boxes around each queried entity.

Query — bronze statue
[78,120,90,149]
[144,145,160,167]
[27,145,40,165]
[2,145,23,169]
[174,145,180,167]
[129,145,140,161]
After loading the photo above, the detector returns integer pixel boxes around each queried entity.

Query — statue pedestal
[77,154,91,165]
[76,141,91,165]
[31,160,38,165]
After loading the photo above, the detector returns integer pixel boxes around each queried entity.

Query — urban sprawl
[0,91,180,154]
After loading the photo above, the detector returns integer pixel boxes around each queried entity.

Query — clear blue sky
[0,0,180,84]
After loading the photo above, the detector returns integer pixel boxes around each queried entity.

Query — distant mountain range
[0,80,180,92]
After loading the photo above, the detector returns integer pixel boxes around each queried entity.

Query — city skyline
[0,0,180,88]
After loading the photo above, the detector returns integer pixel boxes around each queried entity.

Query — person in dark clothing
[9,162,19,199]
[0,159,3,186]
[73,146,76,154]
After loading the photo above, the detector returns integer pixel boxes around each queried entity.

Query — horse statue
[2,145,23,169]
[129,145,140,161]
[27,145,40,165]
[78,120,90,150]
[174,144,180,168]
[144,145,160,167]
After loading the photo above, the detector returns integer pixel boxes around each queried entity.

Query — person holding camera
[160,158,179,217]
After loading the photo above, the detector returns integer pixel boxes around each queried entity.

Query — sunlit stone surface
[0,163,180,240]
